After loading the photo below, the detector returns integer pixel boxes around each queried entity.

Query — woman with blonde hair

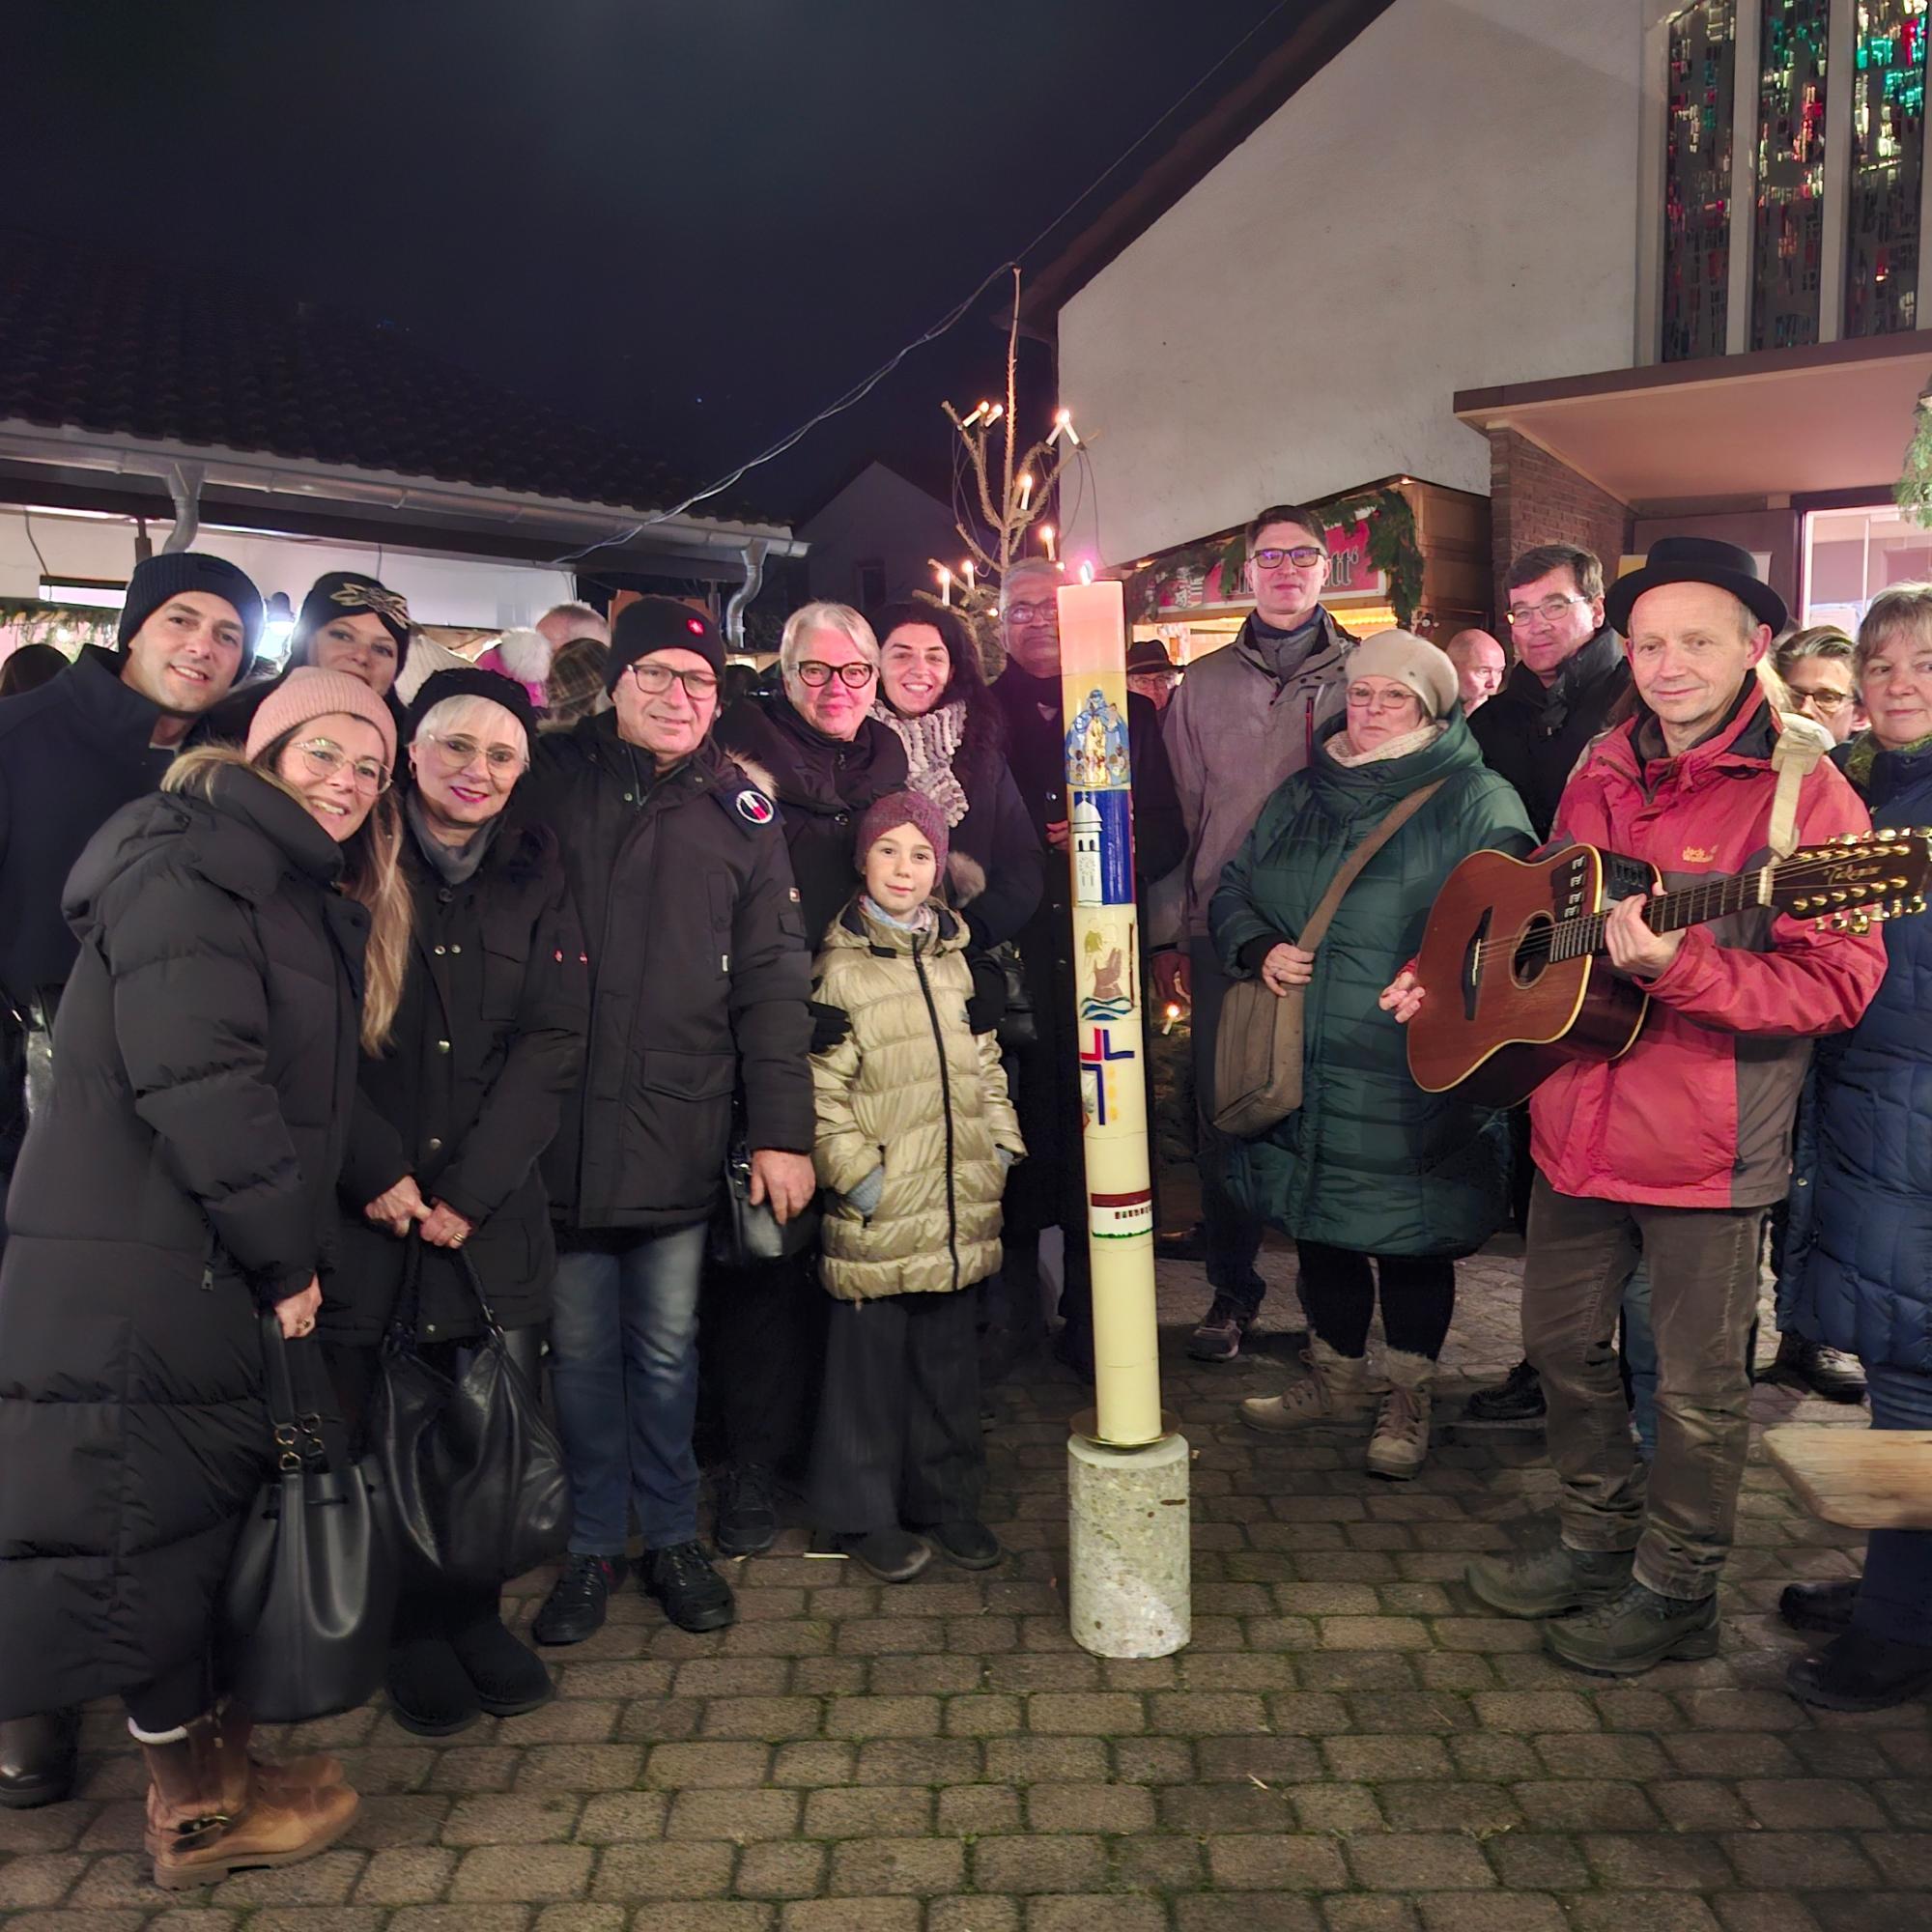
[0,667,409,1888]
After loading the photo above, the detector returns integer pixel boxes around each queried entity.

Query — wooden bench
[1762,1425,1932,1531]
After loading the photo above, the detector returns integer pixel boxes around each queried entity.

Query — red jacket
[1529,685,1884,1208]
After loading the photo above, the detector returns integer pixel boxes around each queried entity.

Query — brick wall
[1488,429,1632,629]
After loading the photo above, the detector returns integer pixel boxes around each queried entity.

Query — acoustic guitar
[1406,830,1932,1109]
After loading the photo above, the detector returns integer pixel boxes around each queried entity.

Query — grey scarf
[407,789,501,885]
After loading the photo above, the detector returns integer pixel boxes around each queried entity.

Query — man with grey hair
[536,601,611,654]
[1773,625,1863,746]
[991,558,1184,1376]
[1157,503,1353,1361]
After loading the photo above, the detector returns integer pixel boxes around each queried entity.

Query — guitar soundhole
[1511,916,1554,987]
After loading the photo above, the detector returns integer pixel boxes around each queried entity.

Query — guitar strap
[1767,712,1833,860]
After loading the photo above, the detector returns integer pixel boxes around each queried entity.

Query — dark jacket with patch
[332,817,587,1346]
[715,692,910,943]
[523,716,814,1234]
[1470,626,1632,838]
[1781,738,1932,1373]
[0,766,367,1716]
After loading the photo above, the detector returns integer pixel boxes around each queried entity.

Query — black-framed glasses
[794,659,876,689]
[419,732,527,774]
[295,737,391,794]
[629,661,720,700]
[1251,546,1325,570]
[1507,594,1589,628]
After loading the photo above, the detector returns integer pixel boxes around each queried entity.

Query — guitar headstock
[1770,829,1932,934]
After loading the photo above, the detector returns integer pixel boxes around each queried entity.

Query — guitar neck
[1558,867,1764,961]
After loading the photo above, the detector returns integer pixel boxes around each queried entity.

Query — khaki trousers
[1521,1176,1762,1601]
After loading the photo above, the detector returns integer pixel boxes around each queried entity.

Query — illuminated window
[1750,0,1830,350]
[1664,0,1740,360]
[1844,0,1930,336]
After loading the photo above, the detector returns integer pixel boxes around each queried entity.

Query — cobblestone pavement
[4,1243,1926,1932]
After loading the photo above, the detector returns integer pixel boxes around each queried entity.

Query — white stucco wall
[1057,0,1644,564]
[799,462,962,608]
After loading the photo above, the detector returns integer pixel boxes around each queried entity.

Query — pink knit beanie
[855,789,950,876]
[245,666,398,769]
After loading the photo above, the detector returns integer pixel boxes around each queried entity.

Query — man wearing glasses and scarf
[1155,505,1354,1364]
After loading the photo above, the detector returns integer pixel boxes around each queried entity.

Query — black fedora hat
[1605,536,1787,638]
[1125,636,1179,677]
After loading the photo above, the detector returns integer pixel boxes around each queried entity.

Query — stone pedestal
[1066,1427,1190,1658]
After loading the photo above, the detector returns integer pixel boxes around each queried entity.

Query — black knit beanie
[607,596,724,691]
[405,666,539,746]
[117,552,265,669]
[295,571,412,655]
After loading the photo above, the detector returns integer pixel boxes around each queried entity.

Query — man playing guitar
[1383,537,1885,1676]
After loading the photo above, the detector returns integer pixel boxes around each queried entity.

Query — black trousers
[124,1656,212,1734]
[704,1251,829,1481]
[1294,1241,1456,1361]
[810,1286,985,1537]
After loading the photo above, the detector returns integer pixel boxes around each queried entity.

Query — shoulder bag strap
[258,1309,325,1470]
[1297,781,1446,954]
[455,1248,507,1339]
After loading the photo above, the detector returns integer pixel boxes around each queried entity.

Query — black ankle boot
[1788,1630,1932,1713]
[385,1633,482,1737]
[0,1710,79,1810]
[448,1608,554,1719]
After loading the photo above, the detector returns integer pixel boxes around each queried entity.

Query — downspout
[159,462,206,552]
[724,538,769,653]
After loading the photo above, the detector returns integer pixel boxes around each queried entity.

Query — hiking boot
[643,1542,736,1632]
[1367,1350,1435,1480]
[1239,1339,1373,1434]
[1465,1532,1634,1619]
[836,1527,933,1583]
[532,1553,625,1647]
[715,1463,780,1557]
[1464,1358,1546,1424]
[0,1710,78,1811]
[1764,1332,1868,1405]
[139,1709,359,1890]
[1544,1578,1720,1676]
[384,1633,481,1738]
[449,1611,554,1719]
[1787,1630,1932,1713]
[927,1520,1003,1570]
[1779,1576,1861,1637]
[1188,1294,1254,1363]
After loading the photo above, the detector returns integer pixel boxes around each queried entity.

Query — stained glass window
[1664,0,1740,360]
[1844,0,1929,336]
[1751,0,1830,349]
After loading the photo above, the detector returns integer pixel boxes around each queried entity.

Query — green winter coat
[811,898,1025,1301]
[1209,712,1535,1257]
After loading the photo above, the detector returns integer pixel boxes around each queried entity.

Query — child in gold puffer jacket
[809,791,1024,1583]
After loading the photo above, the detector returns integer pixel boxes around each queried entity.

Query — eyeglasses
[1790,687,1855,715]
[1345,684,1421,714]
[1507,594,1590,628]
[419,732,527,774]
[629,661,720,700]
[1003,602,1057,625]
[794,659,876,689]
[295,737,391,793]
[1251,546,1326,571]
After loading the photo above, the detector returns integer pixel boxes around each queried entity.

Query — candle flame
[1078,559,1094,585]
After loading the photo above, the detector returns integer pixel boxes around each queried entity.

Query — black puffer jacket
[715,692,910,942]
[523,716,815,1233]
[332,815,587,1347]
[0,764,366,1716]
[1469,626,1630,838]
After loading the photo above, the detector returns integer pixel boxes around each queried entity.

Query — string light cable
[556,0,1293,564]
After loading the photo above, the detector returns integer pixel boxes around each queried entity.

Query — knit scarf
[1326,720,1446,768]
[874,697,971,828]
[407,789,501,885]
[1845,725,1932,789]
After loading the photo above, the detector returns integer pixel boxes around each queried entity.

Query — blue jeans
[1856,1363,1932,1647]
[548,1225,708,1553]
[1622,1264,1658,1462]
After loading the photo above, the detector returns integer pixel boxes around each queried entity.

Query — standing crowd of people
[0,503,1924,1888]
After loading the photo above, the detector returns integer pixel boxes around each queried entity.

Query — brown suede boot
[1238,1338,1374,1434]
[213,1699,345,1810]
[139,1709,358,1890]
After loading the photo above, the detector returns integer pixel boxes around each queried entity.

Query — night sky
[18,2,1298,522]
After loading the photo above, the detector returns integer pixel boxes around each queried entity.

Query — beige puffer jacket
[811,898,1024,1302]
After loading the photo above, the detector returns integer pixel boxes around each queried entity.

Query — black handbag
[366,1239,573,1592]
[220,1311,397,1723]
[988,941,1037,1050]
[708,1131,821,1268]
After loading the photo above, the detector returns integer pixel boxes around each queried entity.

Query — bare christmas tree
[923,269,1084,671]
